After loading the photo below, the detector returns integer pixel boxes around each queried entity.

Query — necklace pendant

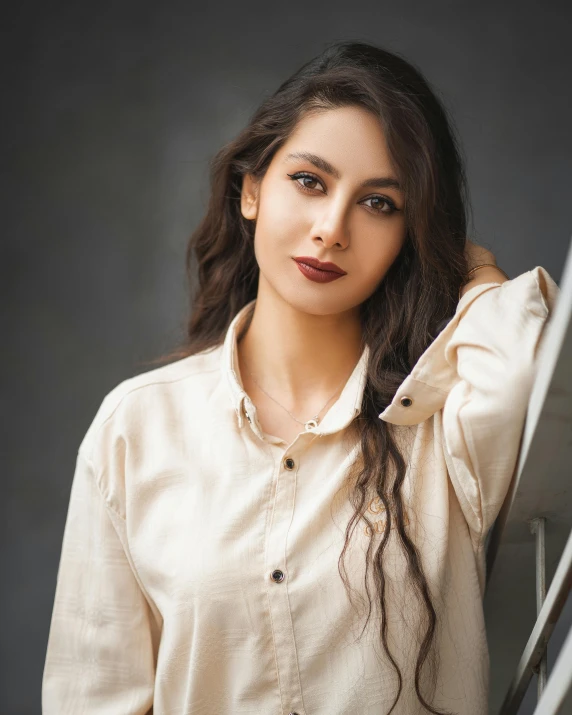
[304,417,319,431]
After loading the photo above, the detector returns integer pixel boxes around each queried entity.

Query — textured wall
[2,1,571,712]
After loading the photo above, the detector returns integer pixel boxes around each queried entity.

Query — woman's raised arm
[441,266,559,542]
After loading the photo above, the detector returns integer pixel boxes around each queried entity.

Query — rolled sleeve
[441,267,557,539]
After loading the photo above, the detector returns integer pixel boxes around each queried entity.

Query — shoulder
[78,344,223,462]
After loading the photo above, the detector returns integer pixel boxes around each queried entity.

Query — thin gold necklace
[247,365,354,431]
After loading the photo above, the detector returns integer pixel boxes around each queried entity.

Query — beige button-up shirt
[42,266,559,715]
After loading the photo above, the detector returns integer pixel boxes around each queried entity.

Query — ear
[240,173,260,221]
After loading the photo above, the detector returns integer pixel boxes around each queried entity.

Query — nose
[312,203,350,249]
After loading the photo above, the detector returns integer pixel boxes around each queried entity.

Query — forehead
[277,105,396,176]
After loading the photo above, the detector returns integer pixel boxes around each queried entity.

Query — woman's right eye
[287,172,325,193]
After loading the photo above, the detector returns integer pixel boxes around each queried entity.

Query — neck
[236,283,364,414]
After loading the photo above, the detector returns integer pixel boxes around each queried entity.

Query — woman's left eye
[361,196,398,215]
[287,172,398,215]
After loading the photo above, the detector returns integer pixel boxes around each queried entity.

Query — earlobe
[240,173,259,221]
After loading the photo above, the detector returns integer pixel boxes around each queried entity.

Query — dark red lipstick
[293,256,347,283]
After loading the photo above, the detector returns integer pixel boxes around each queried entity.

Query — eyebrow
[284,151,403,192]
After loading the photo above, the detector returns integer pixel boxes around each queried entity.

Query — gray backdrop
[2,1,571,713]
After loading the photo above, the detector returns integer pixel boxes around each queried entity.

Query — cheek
[357,226,406,275]
[260,188,292,223]
[255,188,305,252]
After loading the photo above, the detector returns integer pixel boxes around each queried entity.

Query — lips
[294,256,346,274]
[293,258,346,284]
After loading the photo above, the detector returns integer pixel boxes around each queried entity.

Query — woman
[42,40,559,714]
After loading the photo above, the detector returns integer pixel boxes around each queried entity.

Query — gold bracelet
[458,264,510,301]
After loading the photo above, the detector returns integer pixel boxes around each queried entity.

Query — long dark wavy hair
[148,40,471,714]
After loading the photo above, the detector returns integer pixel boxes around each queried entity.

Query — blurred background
[2,1,571,712]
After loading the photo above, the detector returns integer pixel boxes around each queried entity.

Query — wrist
[459,266,510,299]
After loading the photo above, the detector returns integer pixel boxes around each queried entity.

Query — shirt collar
[221,299,370,436]
[221,284,501,436]
[221,271,556,432]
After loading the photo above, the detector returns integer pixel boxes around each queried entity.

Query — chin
[282,286,361,318]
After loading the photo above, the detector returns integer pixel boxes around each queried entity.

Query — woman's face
[241,105,407,316]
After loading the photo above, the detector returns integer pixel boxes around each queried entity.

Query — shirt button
[271,569,285,583]
[400,396,413,407]
[284,457,295,470]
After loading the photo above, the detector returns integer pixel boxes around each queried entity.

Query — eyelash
[286,171,400,216]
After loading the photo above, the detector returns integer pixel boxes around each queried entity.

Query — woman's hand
[460,239,509,298]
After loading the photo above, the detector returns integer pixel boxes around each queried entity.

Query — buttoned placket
[237,385,429,715]
[225,300,369,715]
[241,397,309,715]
